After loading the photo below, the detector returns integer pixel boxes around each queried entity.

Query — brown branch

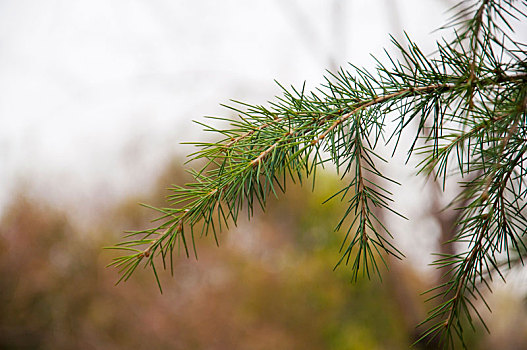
[443,220,486,330]
[250,130,295,167]
[481,115,520,199]
[226,116,286,149]
[467,0,489,109]
[139,209,189,258]
[353,129,369,246]
[312,84,450,146]
[226,73,525,154]
[442,94,525,332]
[250,141,280,167]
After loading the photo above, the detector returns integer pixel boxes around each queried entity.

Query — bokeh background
[1,0,527,349]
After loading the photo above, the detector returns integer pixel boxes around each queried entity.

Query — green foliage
[110,1,527,347]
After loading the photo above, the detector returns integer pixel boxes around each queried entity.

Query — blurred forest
[2,1,527,349]
[1,158,526,349]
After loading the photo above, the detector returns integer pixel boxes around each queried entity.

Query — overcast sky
[3,0,527,271]
[0,0,454,215]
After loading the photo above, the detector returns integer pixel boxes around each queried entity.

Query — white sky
[0,0,472,270]
[0,0,450,216]
[2,0,527,274]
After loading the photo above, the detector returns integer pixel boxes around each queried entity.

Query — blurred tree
[0,167,424,349]
[1,162,523,349]
[111,0,527,348]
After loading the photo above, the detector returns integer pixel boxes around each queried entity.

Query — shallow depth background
[1,1,527,349]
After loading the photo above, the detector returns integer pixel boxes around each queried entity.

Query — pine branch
[109,0,527,347]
